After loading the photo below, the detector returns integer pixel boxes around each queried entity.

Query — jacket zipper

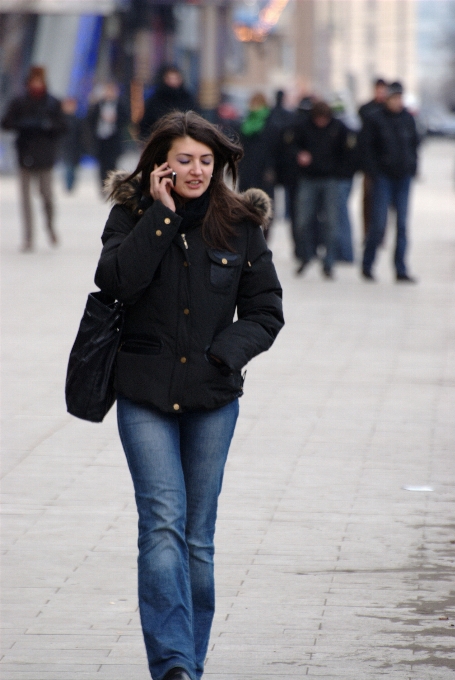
[181,233,188,250]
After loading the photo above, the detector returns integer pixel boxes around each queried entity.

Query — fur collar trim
[104,170,273,225]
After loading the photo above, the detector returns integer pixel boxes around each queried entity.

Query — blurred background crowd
[0,0,454,273]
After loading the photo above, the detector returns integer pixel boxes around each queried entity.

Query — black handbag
[65,291,124,423]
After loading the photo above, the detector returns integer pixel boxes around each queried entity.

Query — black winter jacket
[95,172,284,414]
[294,117,348,179]
[1,92,67,169]
[359,107,419,179]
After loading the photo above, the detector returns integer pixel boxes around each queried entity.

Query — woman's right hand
[150,163,176,212]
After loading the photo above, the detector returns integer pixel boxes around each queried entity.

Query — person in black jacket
[360,82,419,282]
[95,111,283,680]
[275,95,315,257]
[1,65,67,251]
[60,96,84,192]
[139,65,196,141]
[87,82,130,188]
[358,78,388,238]
[293,100,348,278]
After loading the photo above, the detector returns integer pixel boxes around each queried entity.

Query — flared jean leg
[179,404,239,677]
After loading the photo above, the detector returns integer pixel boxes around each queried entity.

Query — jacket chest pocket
[208,250,242,292]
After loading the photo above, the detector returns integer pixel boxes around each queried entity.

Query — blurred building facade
[0,1,419,108]
[307,0,416,103]
[226,0,417,109]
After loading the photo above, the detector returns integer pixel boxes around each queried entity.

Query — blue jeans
[336,178,354,262]
[362,174,412,276]
[295,177,339,272]
[117,396,239,680]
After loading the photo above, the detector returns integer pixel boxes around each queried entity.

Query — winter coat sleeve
[94,200,182,304]
[209,226,284,371]
[1,98,20,131]
[1,95,67,136]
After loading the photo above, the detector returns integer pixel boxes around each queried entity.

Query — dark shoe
[322,267,334,279]
[361,270,375,281]
[295,260,306,275]
[396,273,417,283]
[48,229,59,246]
[163,668,192,680]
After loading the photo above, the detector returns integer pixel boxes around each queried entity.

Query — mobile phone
[170,170,177,186]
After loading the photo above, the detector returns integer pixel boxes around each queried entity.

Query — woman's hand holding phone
[150,163,177,212]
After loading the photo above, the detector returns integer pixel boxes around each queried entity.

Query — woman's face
[167,136,214,200]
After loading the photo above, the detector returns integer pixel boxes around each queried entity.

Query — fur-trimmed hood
[104,170,273,226]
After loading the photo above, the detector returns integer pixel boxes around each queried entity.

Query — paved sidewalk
[1,139,454,679]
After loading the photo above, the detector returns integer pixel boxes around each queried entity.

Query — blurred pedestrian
[358,78,388,238]
[276,95,315,255]
[335,128,361,264]
[215,93,241,139]
[1,65,67,251]
[238,92,275,203]
[268,90,293,132]
[332,99,362,263]
[60,97,84,192]
[361,82,419,282]
[267,90,295,213]
[94,110,283,680]
[139,65,196,141]
[358,78,388,123]
[294,100,348,278]
[87,82,129,189]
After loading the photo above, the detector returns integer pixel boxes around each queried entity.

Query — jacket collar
[103,170,272,225]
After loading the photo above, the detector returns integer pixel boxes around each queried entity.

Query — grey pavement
[1,138,455,679]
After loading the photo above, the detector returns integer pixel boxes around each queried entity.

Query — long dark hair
[119,110,263,250]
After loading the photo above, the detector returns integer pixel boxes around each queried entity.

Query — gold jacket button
[180,357,187,363]
[156,229,162,236]
[183,308,190,315]
[137,209,144,215]
[173,403,180,411]
[222,258,228,265]
[183,261,188,267]
[164,217,171,224]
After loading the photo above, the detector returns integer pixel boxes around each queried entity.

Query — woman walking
[95,111,284,680]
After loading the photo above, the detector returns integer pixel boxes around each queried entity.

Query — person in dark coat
[275,95,315,255]
[94,111,283,680]
[60,96,84,192]
[358,78,388,238]
[267,90,295,217]
[332,101,362,263]
[87,82,130,188]
[358,78,388,123]
[1,65,67,251]
[293,100,348,278]
[139,65,196,141]
[360,82,419,282]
